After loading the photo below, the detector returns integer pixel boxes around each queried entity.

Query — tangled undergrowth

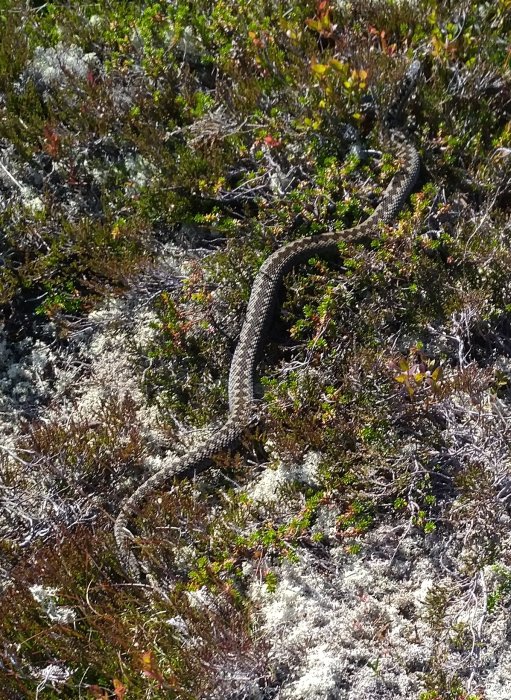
[1,0,511,698]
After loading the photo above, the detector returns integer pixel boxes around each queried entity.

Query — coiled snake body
[114,61,422,581]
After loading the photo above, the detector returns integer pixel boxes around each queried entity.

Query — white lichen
[29,585,76,625]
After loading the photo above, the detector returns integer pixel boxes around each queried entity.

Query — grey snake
[114,60,422,582]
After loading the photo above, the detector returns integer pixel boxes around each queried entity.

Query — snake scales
[114,60,422,582]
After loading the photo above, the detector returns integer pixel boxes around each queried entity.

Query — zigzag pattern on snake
[114,60,422,581]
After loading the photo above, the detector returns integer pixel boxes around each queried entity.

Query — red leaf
[263,135,281,147]
[113,679,127,700]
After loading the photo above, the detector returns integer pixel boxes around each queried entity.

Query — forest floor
[1,1,511,698]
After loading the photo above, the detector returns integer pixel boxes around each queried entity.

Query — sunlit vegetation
[0,0,510,697]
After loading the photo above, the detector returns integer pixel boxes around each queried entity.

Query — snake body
[114,61,422,581]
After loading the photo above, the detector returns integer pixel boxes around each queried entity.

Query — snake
[114,60,422,582]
